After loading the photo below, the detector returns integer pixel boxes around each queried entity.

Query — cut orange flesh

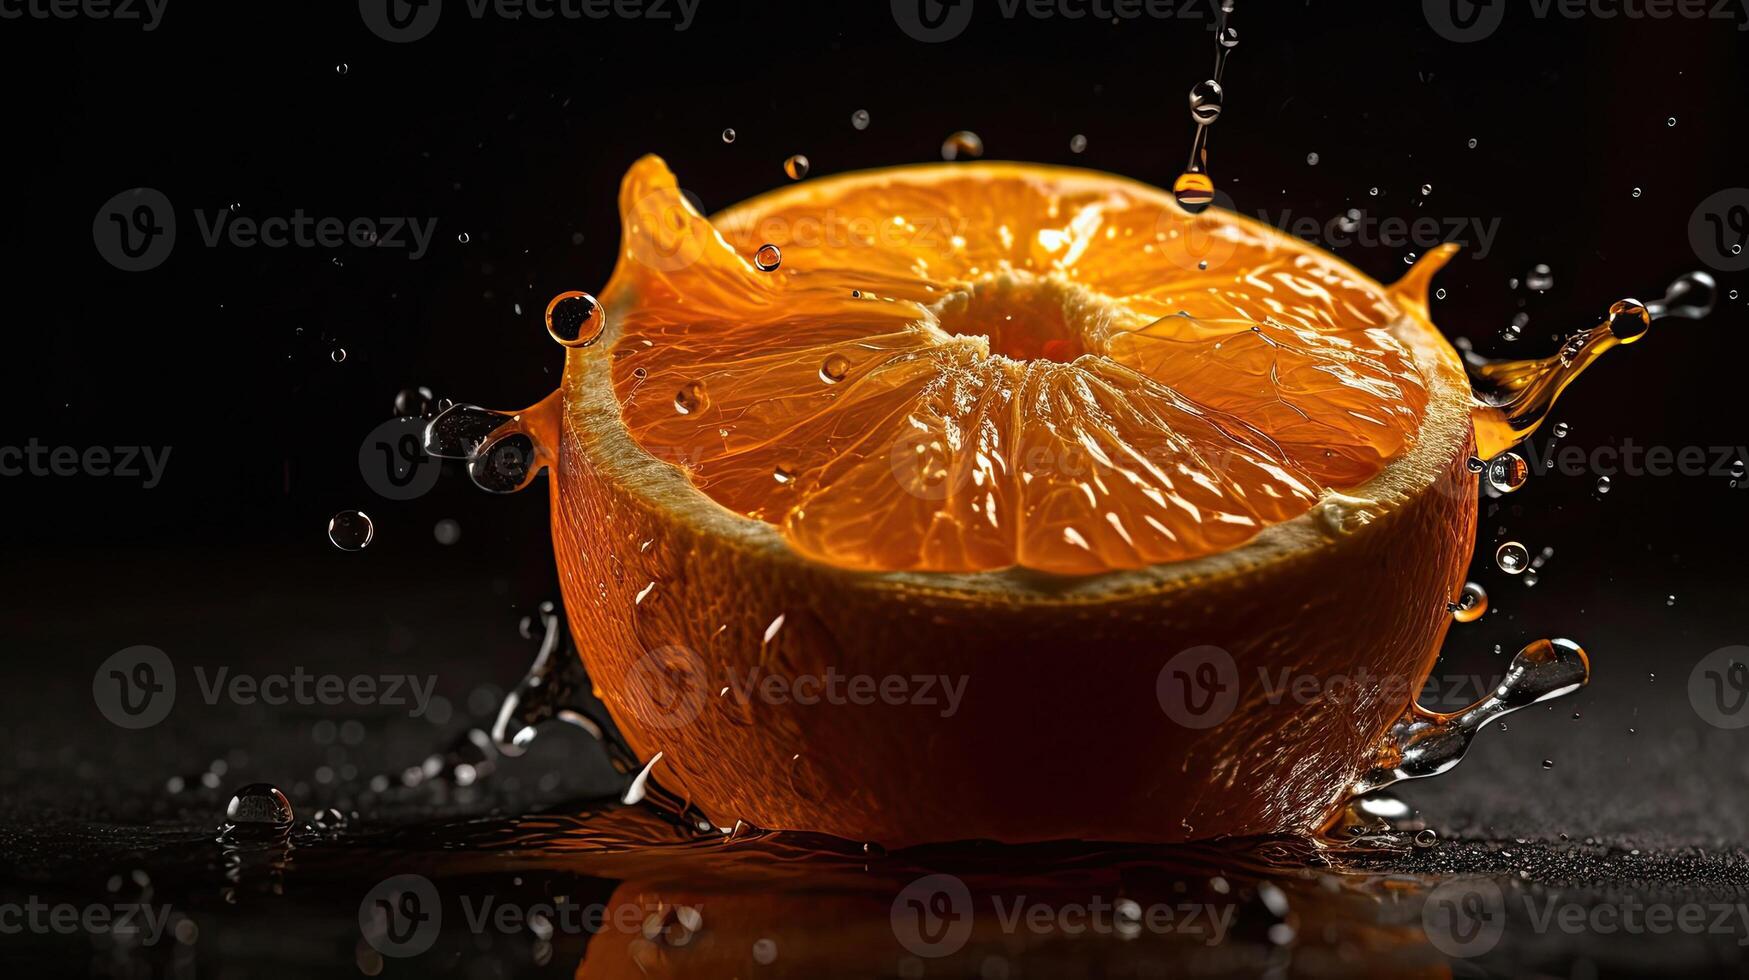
[604,157,1429,574]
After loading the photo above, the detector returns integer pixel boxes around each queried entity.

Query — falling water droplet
[1449,581,1489,623]
[1188,79,1224,124]
[1306,152,1319,165]
[1467,137,1479,149]
[1666,594,1677,606]
[721,128,736,143]
[783,154,810,180]
[328,511,374,551]
[1552,421,1570,438]
[1633,187,1643,198]
[545,290,606,347]
[331,348,347,363]
[754,243,782,271]
[393,386,436,418]
[1667,116,1677,127]
[1596,475,1612,494]
[456,232,471,244]
[941,131,984,161]
[1069,134,1087,153]
[1487,452,1530,493]
[820,354,850,384]
[1496,541,1531,574]
[675,381,708,415]
[1173,172,1216,213]
[335,63,349,75]
[1542,759,1555,770]
[433,518,461,545]
[850,109,870,130]
[1421,184,1433,196]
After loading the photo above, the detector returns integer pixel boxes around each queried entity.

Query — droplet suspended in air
[721,128,736,143]
[1596,475,1612,494]
[1486,452,1530,493]
[433,518,461,545]
[819,353,850,384]
[1607,298,1651,343]
[754,243,782,271]
[393,386,436,418]
[335,63,349,76]
[331,348,347,363]
[1552,421,1570,438]
[328,511,374,551]
[1449,581,1489,623]
[1172,171,1216,214]
[1467,137,1478,149]
[1188,79,1224,124]
[1632,187,1643,198]
[457,232,471,244]
[1421,184,1433,196]
[851,109,870,130]
[545,290,606,347]
[1306,152,1319,165]
[941,130,984,161]
[675,381,708,415]
[1666,594,1677,606]
[1667,116,1677,127]
[1069,134,1087,154]
[783,154,810,180]
[1495,541,1531,575]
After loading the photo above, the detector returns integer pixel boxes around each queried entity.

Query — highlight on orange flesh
[550,155,1479,847]
[605,157,1428,574]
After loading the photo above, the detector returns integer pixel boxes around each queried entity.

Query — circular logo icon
[360,417,441,501]
[93,189,175,272]
[890,874,974,958]
[93,645,176,730]
[888,421,971,502]
[1154,188,1241,275]
[1688,188,1749,273]
[892,0,974,43]
[1156,645,1239,729]
[1689,645,1749,730]
[1423,0,1506,43]
[623,645,710,730]
[1421,877,1505,958]
[359,874,442,957]
[625,187,712,273]
[359,0,443,43]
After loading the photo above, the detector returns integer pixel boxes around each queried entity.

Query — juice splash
[1172,0,1237,213]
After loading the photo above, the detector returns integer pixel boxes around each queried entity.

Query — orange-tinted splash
[600,157,1432,575]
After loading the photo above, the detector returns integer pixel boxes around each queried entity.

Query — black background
[4,0,1749,847]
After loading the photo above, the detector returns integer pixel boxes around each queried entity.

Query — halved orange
[550,156,1476,846]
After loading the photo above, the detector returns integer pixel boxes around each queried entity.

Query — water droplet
[1467,137,1479,149]
[819,354,850,384]
[433,518,461,545]
[783,154,810,180]
[1069,134,1087,154]
[1607,298,1651,342]
[850,109,870,130]
[223,783,293,833]
[1172,171,1216,213]
[1523,569,1540,587]
[1306,152,1320,166]
[941,131,985,161]
[1496,541,1530,574]
[1218,25,1239,48]
[393,386,436,418]
[773,465,795,485]
[312,807,347,833]
[1421,184,1433,196]
[1526,263,1554,292]
[1552,421,1570,438]
[1188,79,1224,124]
[1369,186,1380,197]
[229,201,242,212]
[1542,759,1555,769]
[1632,187,1643,198]
[1435,288,1447,300]
[753,243,782,272]
[331,348,347,363]
[1413,828,1438,848]
[1449,581,1489,623]
[1596,475,1612,494]
[1732,459,1746,480]
[1667,116,1677,127]
[335,63,349,75]
[1486,452,1530,493]
[456,232,471,244]
[675,381,708,415]
[470,432,538,494]
[1666,594,1677,606]
[328,511,374,551]
[545,290,606,347]
[721,127,736,143]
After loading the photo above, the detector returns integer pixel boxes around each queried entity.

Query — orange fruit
[551,156,1476,847]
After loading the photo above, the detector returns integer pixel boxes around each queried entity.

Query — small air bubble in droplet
[851,109,870,130]
[1495,540,1530,574]
[1069,134,1087,153]
[754,244,782,271]
[1486,452,1529,493]
[820,354,850,384]
[328,511,374,551]
[1197,260,1208,271]
[783,154,810,180]
[941,130,984,161]
[721,128,736,143]
[675,381,708,415]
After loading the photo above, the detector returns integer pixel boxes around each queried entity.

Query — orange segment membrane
[603,156,1428,575]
